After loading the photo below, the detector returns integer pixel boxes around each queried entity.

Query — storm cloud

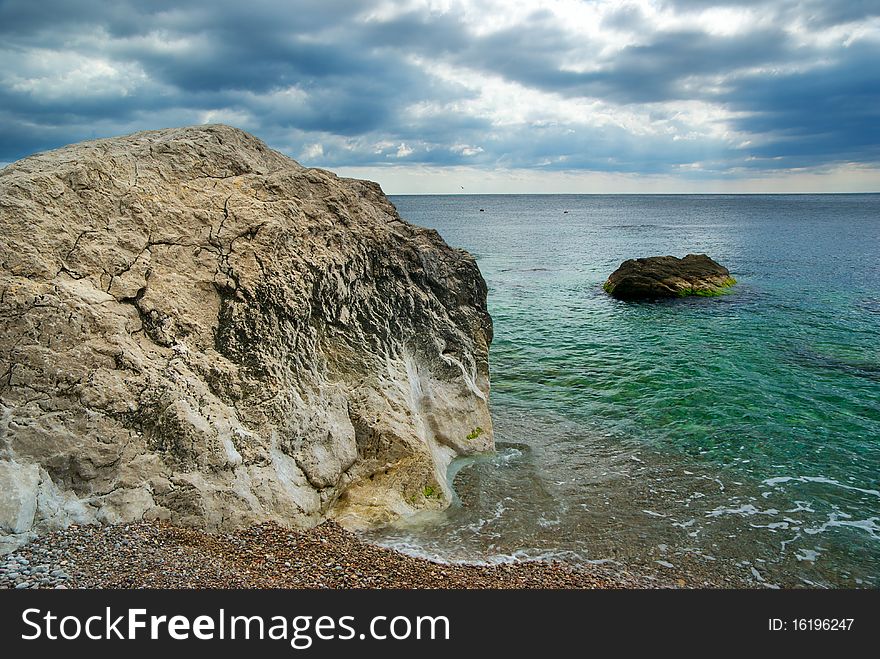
[0,0,878,189]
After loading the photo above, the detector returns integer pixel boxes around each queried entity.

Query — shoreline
[1,520,685,590]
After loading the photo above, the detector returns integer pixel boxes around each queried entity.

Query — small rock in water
[603,254,735,300]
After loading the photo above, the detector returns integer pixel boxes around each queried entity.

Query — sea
[364,194,880,588]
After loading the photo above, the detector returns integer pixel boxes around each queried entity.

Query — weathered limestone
[0,125,494,551]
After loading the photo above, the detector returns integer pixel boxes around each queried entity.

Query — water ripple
[385,194,880,587]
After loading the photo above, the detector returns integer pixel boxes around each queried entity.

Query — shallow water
[368,194,880,588]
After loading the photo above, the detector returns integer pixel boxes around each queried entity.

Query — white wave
[466,500,506,533]
[749,521,792,530]
[763,477,793,486]
[706,504,779,518]
[803,514,879,539]
[762,475,880,498]
[494,447,523,464]
[796,548,822,562]
[371,537,613,567]
[786,500,815,514]
[780,533,802,552]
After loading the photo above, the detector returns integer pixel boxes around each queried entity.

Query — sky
[1,0,878,193]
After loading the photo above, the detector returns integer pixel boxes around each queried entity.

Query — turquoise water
[372,194,880,588]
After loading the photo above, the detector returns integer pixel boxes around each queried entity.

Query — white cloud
[1,49,151,100]
[300,142,325,160]
[199,108,256,128]
[452,144,484,156]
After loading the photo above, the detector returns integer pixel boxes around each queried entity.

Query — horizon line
[387,191,880,196]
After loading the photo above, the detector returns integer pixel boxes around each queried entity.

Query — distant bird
[563,210,569,214]
[479,208,485,212]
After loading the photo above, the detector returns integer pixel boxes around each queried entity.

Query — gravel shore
[0,521,666,589]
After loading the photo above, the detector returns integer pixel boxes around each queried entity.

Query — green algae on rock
[603,254,736,300]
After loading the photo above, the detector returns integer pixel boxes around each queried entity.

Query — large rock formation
[603,254,736,300]
[0,125,494,552]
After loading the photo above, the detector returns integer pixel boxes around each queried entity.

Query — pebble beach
[0,521,663,590]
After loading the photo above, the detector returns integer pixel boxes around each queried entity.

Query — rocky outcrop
[603,254,735,300]
[0,125,494,552]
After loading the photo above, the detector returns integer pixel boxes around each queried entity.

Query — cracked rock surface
[0,125,493,552]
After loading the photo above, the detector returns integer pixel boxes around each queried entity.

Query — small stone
[15,582,30,589]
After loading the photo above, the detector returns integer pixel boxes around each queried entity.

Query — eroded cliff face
[0,125,493,552]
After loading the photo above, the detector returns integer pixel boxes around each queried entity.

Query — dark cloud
[0,0,878,179]
[601,3,650,32]
[722,42,880,167]
[0,0,458,156]
[572,28,795,103]
[0,0,366,38]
